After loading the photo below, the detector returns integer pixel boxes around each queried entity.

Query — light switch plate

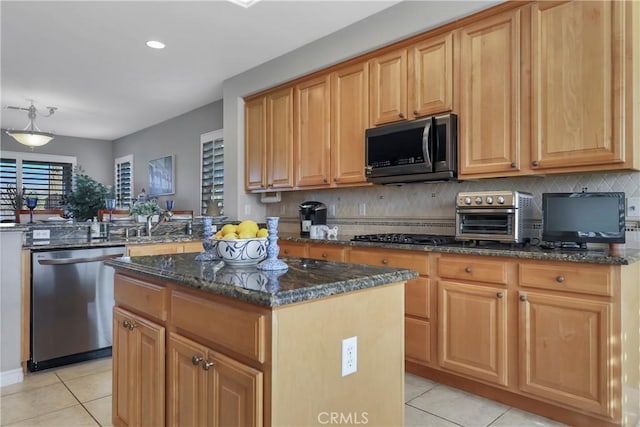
[627,198,640,218]
[33,229,51,239]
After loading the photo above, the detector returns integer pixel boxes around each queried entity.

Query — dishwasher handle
[36,253,125,266]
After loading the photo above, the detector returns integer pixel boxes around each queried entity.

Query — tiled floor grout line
[55,372,103,427]
[405,401,466,427]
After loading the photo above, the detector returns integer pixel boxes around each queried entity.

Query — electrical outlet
[33,229,50,239]
[358,203,366,216]
[244,204,251,216]
[329,204,336,218]
[280,204,286,215]
[627,198,640,218]
[341,336,357,377]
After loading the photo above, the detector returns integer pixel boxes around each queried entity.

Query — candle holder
[105,198,116,222]
[25,197,38,223]
[257,217,288,271]
[165,199,174,212]
[195,216,218,262]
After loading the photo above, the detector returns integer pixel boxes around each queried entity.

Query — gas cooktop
[351,233,457,246]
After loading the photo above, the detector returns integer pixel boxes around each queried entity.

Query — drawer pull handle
[202,360,214,371]
[413,110,419,116]
[382,259,389,265]
[399,112,405,119]
[122,320,131,329]
[556,275,565,283]
[284,249,289,255]
[532,160,540,167]
[464,267,472,273]
[496,292,504,299]
[322,252,328,258]
[519,294,527,302]
[510,162,517,168]
[192,356,203,366]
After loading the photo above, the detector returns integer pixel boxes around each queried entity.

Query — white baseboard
[0,368,24,387]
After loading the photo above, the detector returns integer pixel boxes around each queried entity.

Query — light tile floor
[1,358,566,426]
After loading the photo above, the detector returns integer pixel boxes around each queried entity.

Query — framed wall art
[148,154,175,196]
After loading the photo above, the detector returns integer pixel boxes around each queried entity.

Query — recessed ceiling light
[146,40,166,49]
[227,0,262,8]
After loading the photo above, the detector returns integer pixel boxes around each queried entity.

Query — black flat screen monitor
[542,192,625,246]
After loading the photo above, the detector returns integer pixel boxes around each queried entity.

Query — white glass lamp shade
[6,130,54,147]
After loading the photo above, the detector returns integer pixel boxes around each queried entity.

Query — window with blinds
[0,155,73,221]
[115,155,133,208]
[201,133,224,215]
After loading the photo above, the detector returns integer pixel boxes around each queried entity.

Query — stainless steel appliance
[299,201,327,237]
[365,113,457,184]
[30,245,126,371]
[455,191,535,243]
[352,234,456,246]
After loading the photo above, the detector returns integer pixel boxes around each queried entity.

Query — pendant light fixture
[5,102,57,147]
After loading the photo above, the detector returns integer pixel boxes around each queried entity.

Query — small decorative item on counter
[195,216,218,262]
[257,216,288,271]
[25,196,38,223]
[129,200,162,223]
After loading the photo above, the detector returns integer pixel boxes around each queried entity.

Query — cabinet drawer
[279,241,308,258]
[405,278,430,318]
[349,248,430,276]
[171,291,266,363]
[182,241,204,254]
[308,245,345,262]
[519,262,614,297]
[405,317,431,364]
[127,243,183,256]
[438,256,509,285]
[114,274,167,322]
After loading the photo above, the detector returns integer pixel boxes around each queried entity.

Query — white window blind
[0,158,18,221]
[22,160,73,209]
[115,155,133,208]
[200,130,224,215]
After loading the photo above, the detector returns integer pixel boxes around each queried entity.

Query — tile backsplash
[266,170,640,247]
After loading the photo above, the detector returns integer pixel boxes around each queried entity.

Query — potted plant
[63,168,110,221]
[130,200,162,223]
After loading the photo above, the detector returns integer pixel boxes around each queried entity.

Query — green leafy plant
[63,168,110,221]
[130,200,162,217]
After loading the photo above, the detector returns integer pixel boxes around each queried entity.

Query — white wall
[221,1,500,221]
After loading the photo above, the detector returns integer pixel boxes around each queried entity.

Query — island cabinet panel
[530,1,625,170]
[167,333,263,427]
[114,274,167,322]
[112,307,165,427]
[438,280,509,386]
[458,8,523,177]
[518,291,614,418]
[295,75,331,187]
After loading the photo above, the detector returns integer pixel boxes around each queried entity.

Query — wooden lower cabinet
[167,333,263,427]
[518,291,613,418]
[278,240,307,258]
[127,241,203,256]
[112,307,165,427]
[308,243,345,261]
[438,280,508,386]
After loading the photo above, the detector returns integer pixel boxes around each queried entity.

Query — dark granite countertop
[106,254,418,308]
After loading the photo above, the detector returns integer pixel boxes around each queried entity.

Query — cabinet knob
[413,110,419,116]
[323,178,328,183]
[532,160,540,167]
[382,259,389,265]
[464,266,472,273]
[202,360,214,371]
[129,321,137,330]
[556,275,565,283]
[333,177,338,182]
[399,112,405,119]
[122,320,131,329]
[322,252,328,258]
[510,162,517,168]
[284,249,289,255]
[191,356,203,366]
[519,294,528,302]
[496,292,504,299]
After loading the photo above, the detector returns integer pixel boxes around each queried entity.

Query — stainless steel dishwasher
[30,245,126,371]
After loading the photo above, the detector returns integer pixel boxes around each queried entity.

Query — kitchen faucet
[146,210,173,236]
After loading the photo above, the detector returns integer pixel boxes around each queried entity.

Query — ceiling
[1,0,402,141]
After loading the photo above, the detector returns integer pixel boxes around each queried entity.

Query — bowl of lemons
[215,220,269,266]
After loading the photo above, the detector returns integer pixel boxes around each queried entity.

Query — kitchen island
[106,253,417,427]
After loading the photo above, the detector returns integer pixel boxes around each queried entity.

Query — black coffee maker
[298,201,327,236]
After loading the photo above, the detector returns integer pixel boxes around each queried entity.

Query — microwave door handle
[422,119,432,170]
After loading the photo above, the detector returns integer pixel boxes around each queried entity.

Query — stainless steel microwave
[364,113,457,184]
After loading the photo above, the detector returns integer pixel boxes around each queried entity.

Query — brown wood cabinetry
[369,48,407,125]
[278,240,308,258]
[308,243,345,262]
[127,241,203,257]
[245,88,294,191]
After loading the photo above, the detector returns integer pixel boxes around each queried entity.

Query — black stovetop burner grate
[351,233,457,246]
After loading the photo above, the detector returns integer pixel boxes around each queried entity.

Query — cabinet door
[438,281,508,386]
[245,96,267,191]
[113,307,165,427]
[207,350,263,427]
[266,87,294,189]
[519,291,613,417]
[408,32,453,118]
[530,1,625,170]
[458,9,522,176]
[406,317,431,364]
[295,75,331,187]
[331,62,369,186]
[369,48,407,125]
[308,244,345,262]
[167,333,208,427]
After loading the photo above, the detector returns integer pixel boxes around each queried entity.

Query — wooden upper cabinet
[245,97,267,191]
[295,75,331,187]
[458,8,523,177]
[408,32,454,118]
[530,1,625,170]
[369,48,407,126]
[331,62,369,186]
[266,88,294,189]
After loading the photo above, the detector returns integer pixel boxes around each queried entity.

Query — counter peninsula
[106,253,417,427]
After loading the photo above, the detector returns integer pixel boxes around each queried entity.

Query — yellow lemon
[237,220,259,236]
[214,231,223,239]
[238,231,256,239]
[221,224,237,236]
[256,228,268,238]
[224,232,239,240]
